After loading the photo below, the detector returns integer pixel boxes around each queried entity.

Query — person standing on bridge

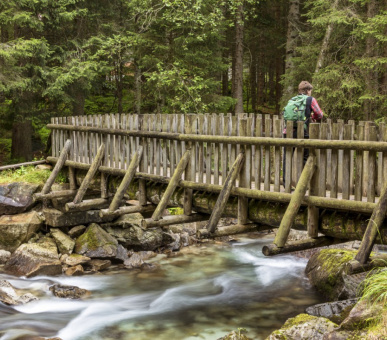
[282,81,324,189]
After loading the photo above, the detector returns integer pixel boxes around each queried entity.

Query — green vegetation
[361,268,387,306]
[0,166,66,185]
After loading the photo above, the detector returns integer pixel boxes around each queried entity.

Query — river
[0,234,323,340]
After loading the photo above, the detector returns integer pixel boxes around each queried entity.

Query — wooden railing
[49,113,387,203]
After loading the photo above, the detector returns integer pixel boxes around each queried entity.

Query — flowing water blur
[0,234,323,340]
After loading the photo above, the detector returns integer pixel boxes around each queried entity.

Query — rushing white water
[0,236,322,340]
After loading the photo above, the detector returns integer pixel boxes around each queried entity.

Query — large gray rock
[306,298,358,320]
[0,280,38,305]
[104,225,165,251]
[50,228,75,255]
[44,208,113,227]
[105,213,144,229]
[340,299,383,330]
[0,211,44,252]
[0,183,40,215]
[0,249,11,264]
[74,223,118,258]
[305,249,360,300]
[61,253,91,266]
[4,237,62,277]
[266,314,337,340]
[49,283,90,299]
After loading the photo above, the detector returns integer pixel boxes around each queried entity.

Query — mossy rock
[305,249,358,301]
[266,314,337,340]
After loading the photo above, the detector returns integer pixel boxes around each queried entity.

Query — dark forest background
[0,0,386,163]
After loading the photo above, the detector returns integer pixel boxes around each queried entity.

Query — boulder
[4,236,62,277]
[0,211,43,252]
[65,265,84,276]
[0,280,38,305]
[104,225,164,251]
[84,259,111,271]
[305,249,360,300]
[74,223,118,258]
[123,251,157,269]
[68,225,86,239]
[61,253,90,266]
[49,283,90,299]
[115,244,129,262]
[51,228,75,255]
[340,299,383,330]
[266,314,337,340]
[0,182,40,215]
[0,249,11,264]
[43,208,111,228]
[306,298,358,321]
[102,212,144,229]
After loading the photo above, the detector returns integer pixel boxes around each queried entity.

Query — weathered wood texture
[49,115,387,204]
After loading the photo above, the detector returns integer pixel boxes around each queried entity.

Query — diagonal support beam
[207,152,245,233]
[355,180,387,264]
[108,146,143,213]
[274,154,316,248]
[151,150,191,221]
[41,139,71,195]
[71,143,105,205]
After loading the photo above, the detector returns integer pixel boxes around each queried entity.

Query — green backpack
[283,94,308,126]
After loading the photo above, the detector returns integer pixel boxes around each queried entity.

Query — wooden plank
[254,117,262,190]
[308,124,320,238]
[285,120,293,193]
[155,114,161,175]
[214,114,220,185]
[318,123,328,197]
[184,114,196,215]
[330,123,339,198]
[348,120,355,195]
[377,123,385,196]
[238,119,248,224]
[296,121,304,182]
[326,118,332,190]
[230,116,237,173]
[342,124,352,200]
[245,117,252,189]
[162,114,168,176]
[143,115,149,175]
[198,115,205,183]
[264,117,271,191]
[221,116,229,184]
[273,118,282,192]
[367,126,377,203]
[206,114,212,184]
[355,125,364,201]
[363,121,370,196]
[337,119,344,192]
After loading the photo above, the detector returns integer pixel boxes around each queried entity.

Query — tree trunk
[116,63,123,114]
[283,0,300,99]
[364,0,378,121]
[257,34,265,107]
[233,3,244,114]
[250,46,257,112]
[11,121,33,161]
[134,62,142,114]
[72,89,85,116]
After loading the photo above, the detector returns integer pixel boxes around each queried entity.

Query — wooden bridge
[36,113,387,272]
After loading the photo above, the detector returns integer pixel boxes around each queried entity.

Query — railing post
[183,114,196,215]
[308,123,320,238]
[238,119,248,225]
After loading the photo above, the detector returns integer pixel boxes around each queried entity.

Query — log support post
[355,179,387,264]
[274,154,316,247]
[151,150,191,221]
[68,143,105,208]
[308,124,320,238]
[142,213,208,229]
[263,236,338,256]
[40,139,72,195]
[207,152,245,233]
[108,146,143,212]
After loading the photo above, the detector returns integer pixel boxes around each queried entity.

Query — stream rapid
[0,234,323,340]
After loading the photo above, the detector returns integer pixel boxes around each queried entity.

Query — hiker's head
[298,81,313,95]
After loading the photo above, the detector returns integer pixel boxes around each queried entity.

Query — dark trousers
[283,128,309,187]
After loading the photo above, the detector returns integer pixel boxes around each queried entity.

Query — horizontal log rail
[47,123,387,152]
[46,156,383,216]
